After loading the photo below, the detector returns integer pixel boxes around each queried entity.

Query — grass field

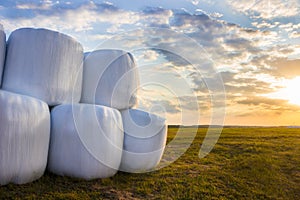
[0,127,299,199]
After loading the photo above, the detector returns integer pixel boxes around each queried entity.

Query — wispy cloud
[227,0,300,19]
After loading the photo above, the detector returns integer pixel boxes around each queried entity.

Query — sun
[269,77,300,106]
[283,77,300,106]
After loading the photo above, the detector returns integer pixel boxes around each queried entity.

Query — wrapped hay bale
[81,50,139,110]
[120,109,167,173]
[2,28,83,106]
[0,24,6,86]
[0,90,50,185]
[48,104,124,179]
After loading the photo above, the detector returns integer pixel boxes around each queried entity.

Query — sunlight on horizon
[266,76,300,106]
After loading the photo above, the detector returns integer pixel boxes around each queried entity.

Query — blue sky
[1,0,300,125]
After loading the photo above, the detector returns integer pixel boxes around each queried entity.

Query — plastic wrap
[48,104,124,179]
[0,24,6,86]
[120,109,167,173]
[0,90,50,185]
[81,50,139,110]
[2,28,83,106]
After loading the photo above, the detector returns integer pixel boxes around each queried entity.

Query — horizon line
[167,124,300,128]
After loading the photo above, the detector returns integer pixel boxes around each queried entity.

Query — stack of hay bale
[0,26,167,185]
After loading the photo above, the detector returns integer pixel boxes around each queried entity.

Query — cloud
[289,31,300,38]
[237,96,300,112]
[15,0,54,10]
[210,12,223,18]
[267,58,300,79]
[150,99,181,114]
[169,11,216,33]
[251,21,280,29]
[141,50,160,62]
[141,7,173,28]
[0,1,140,33]
[136,92,181,115]
[227,0,300,19]
[190,0,199,5]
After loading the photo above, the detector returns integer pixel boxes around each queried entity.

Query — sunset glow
[267,76,300,106]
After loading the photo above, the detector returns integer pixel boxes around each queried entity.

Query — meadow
[0,127,299,199]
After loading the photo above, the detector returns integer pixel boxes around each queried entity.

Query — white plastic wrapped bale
[0,24,6,86]
[0,90,50,185]
[2,28,83,106]
[81,50,139,110]
[48,104,124,179]
[120,109,167,173]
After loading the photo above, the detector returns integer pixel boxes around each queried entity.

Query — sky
[0,0,300,126]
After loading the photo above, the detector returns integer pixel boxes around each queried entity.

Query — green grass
[0,127,299,199]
